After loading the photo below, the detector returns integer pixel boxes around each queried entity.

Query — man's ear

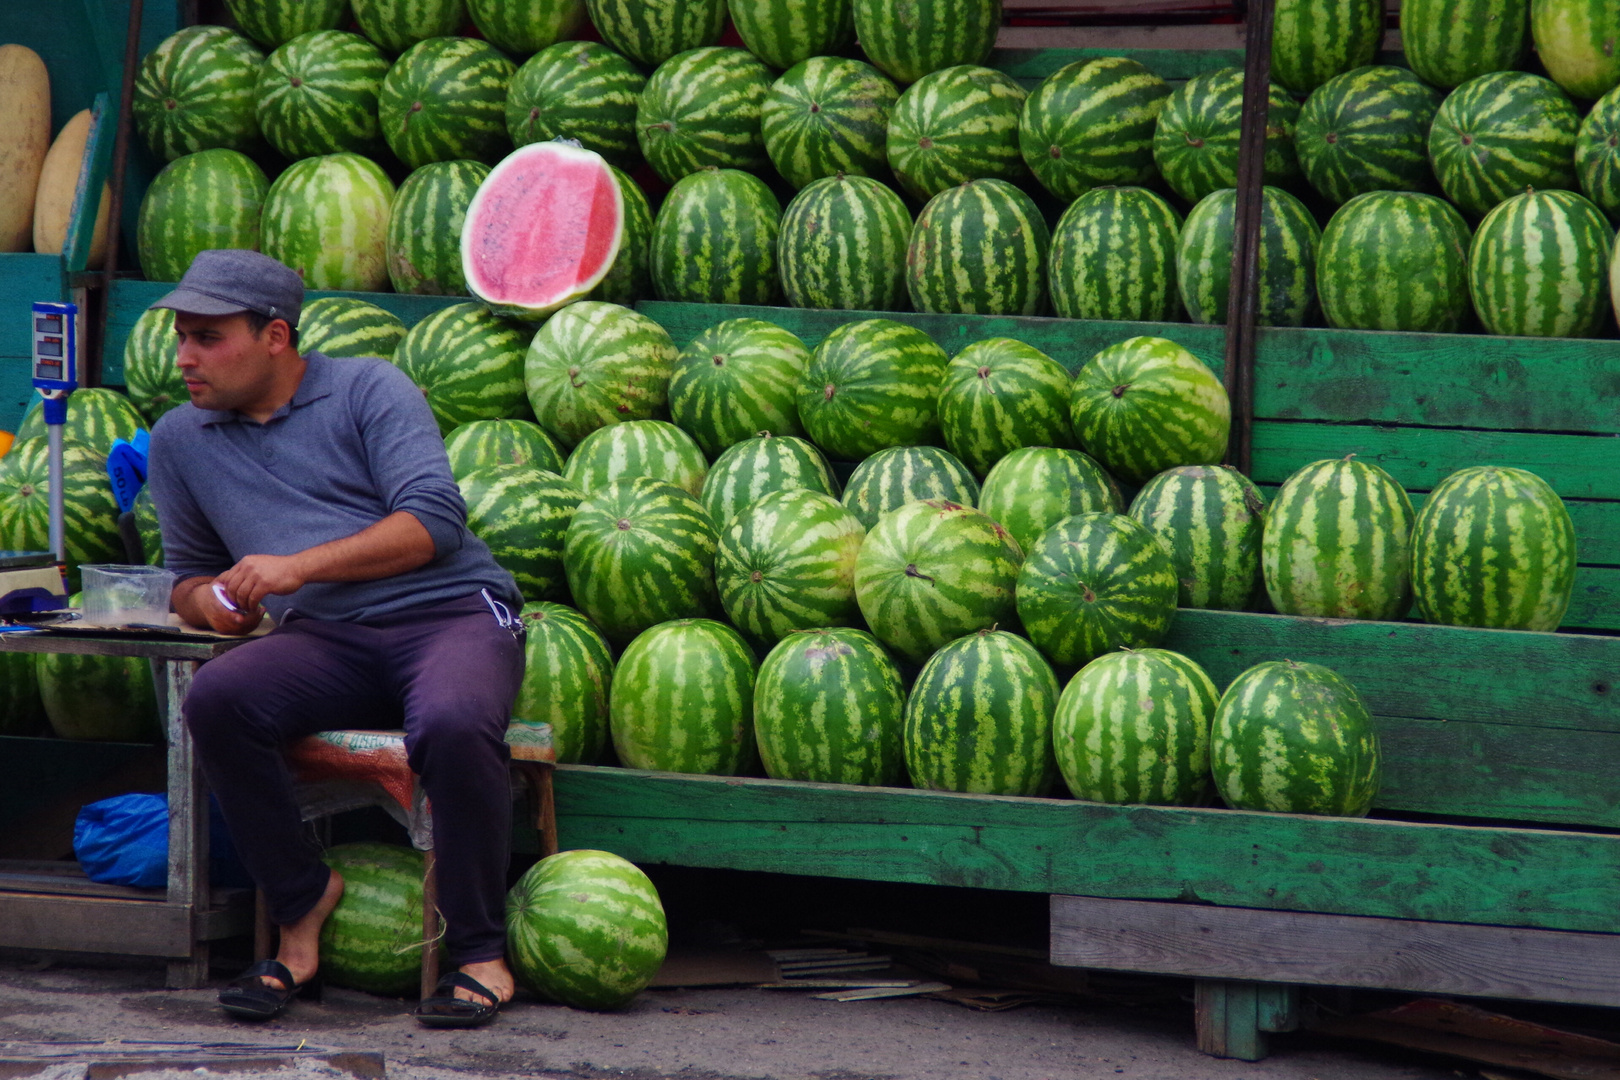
[264,317,293,355]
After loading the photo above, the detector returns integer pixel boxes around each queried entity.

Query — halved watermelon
[461,140,624,323]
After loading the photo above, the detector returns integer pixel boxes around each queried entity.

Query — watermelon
[907,178,1050,316]
[795,318,949,461]
[1468,187,1615,337]
[467,0,585,56]
[513,601,614,764]
[563,477,719,644]
[506,850,667,1009]
[853,499,1022,665]
[1411,465,1577,631]
[1270,0,1383,95]
[461,141,625,322]
[1152,67,1301,205]
[350,0,466,55]
[701,433,841,529]
[1317,191,1475,333]
[716,488,866,646]
[386,159,491,296]
[317,842,427,996]
[1577,86,1620,221]
[841,446,979,530]
[668,318,811,457]
[505,41,646,170]
[852,0,1002,85]
[1401,0,1529,90]
[523,302,678,448]
[636,47,774,184]
[886,65,1029,202]
[444,418,566,480]
[1068,337,1230,486]
[16,388,146,457]
[260,152,394,292]
[903,629,1059,797]
[1018,57,1170,202]
[938,338,1075,478]
[977,446,1121,556]
[0,653,46,737]
[458,464,583,600]
[1128,465,1265,611]
[1211,660,1381,817]
[1048,186,1183,324]
[136,149,267,283]
[609,618,756,773]
[298,296,406,359]
[728,0,855,71]
[1533,0,1620,100]
[778,175,913,312]
[133,26,265,162]
[1015,512,1178,670]
[224,0,347,49]
[564,419,709,497]
[38,597,158,741]
[122,308,188,425]
[1053,648,1217,806]
[392,302,533,434]
[1262,456,1416,621]
[1295,66,1443,206]
[378,36,516,169]
[754,627,905,786]
[254,30,388,160]
[585,0,726,68]
[1178,186,1322,327]
[651,169,782,306]
[133,488,165,566]
[589,167,655,306]
[761,57,899,190]
[1429,72,1582,218]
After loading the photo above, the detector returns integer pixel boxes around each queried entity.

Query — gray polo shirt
[147,351,520,624]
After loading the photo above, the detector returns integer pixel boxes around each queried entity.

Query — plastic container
[79,564,175,626]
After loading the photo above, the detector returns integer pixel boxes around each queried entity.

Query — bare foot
[455,957,515,1006]
[266,869,345,990]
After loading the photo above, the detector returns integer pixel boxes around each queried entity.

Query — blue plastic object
[73,793,251,889]
[106,430,150,513]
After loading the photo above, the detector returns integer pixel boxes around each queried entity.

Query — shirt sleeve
[146,415,235,582]
[351,361,469,559]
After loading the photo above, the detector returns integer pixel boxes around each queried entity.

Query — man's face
[173,311,285,412]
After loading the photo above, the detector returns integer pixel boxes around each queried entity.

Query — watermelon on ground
[1429,72,1581,218]
[651,169,782,306]
[466,0,586,56]
[1018,57,1170,202]
[761,57,898,190]
[254,30,388,160]
[378,36,515,169]
[907,179,1050,316]
[392,302,533,434]
[852,0,1001,85]
[1048,186,1183,323]
[1270,0,1383,95]
[728,0,855,72]
[458,464,583,600]
[1128,464,1265,611]
[585,0,726,68]
[513,601,614,765]
[1400,0,1529,90]
[1577,86,1620,222]
[350,0,466,55]
[444,418,566,480]
[136,149,268,283]
[386,159,491,296]
[523,302,678,449]
[716,489,866,647]
[1069,336,1230,485]
[668,319,810,457]
[261,152,394,292]
[298,297,406,360]
[38,594,158,741]
[224,0,346,49]
[778,175,913,312]
[701,434,841,529]
[563,419,709,498]
[122,308,188,425]
[795,319,949,461]
[505,41,645,170]
[1531,0,1620,101]
[886,65,1029,202]
[1294,65,1443,206]
[16,388,146,458]
[317,842,428,996]
[637,47,773,184]
[1468,187,1615,338]
[841,446,979,530]
[1152,67,1300,205]
[1179,186,1322,327]
[1317,191,1474,333]
[133,27,264,162]
[938,337,1075,478]
[609,618,756,774]
[976,446,1121,556]
[753,627,905,786]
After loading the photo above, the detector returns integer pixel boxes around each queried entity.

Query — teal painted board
[0,253,68,431]
[1567,568,1617,631]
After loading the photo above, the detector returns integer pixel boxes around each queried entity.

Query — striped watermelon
[350,0,467,55]
[778,175,913,312]
[378,36,516,169]
[886,65,1029,202]
[728,0,855,70]
[317,843,427,996]
[1411,465,1577,631]
[609,618,756,773]
[938,338,1075,478]
[651,169,782,306]
[1128,465,1265,611]
[254,30,388,160]
[1015,512,1179,670]
[701,434,841,529]
[1533,0,1620,100]
[564,419,708,497]
[505,41,646,170]
[1211,660,1381,816]
[298,297,406,359]
[392,302,532,434]
[1401,0,1529,90]
[0,653,45,737]
[1295,66,1443,205]
[853,499,1023,665]
[590,166,655,306]
[133,26,265,162]
[513,601,614,764]
[1152,67,1301,205]
[38,596,159,741]
[563,477,719,644]
[585,0,726,68]
[1429,72,1582,218]
[903,629,1059,797]
[1262,456,1416,621]
[716,488,866,646]
[761,58,899,190]
[637,47,774,184]
[1468,187,1615,337]
[1053,648,1217,805]
[467,0,585,56]
[668,318,810,457]
[1270,0,1383,95]
[795,318,949,461]
[133,488,164,566]
[1178,186,1322,327]
[16,388,146,457]
[385,159,490,296]
[1048,187,1183,324]
[1577,87,1620,221]
[753,627,905,786]
[0,439,122,592]
[907,179,1050,316]
[444,418,566,479]
[458,464,583,600]
[122,308,188,425]
[1068,337,1229,485]
[841,446,980,530]
[261,152,394,291]
[1018,57,1170,201]
[506,850,667,1009]
[136,149,267,283]
[977,446,1121,556]
[852,0,1002,85]
[224,0,347,48]
[523,302,677,449]
[1318,191,1475,333]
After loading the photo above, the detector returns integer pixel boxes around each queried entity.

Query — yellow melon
[0,45,50,253]
[33,108,110,267]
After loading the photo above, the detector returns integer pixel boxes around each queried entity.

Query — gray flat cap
[150,249,304,329]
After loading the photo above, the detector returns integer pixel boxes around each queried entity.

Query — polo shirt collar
[199,352,333,426]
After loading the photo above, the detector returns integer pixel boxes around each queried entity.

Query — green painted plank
[989,47,1243,84]
[552,765,1620,933]
[1568,567,1618,631]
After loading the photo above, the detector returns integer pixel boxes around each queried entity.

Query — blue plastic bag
[74,793,252,889]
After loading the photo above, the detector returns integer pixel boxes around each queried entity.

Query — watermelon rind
[378,36,516,170]
[651,168,782,306]
[136,149,268,284]
[716,488,867,647]
[1400,0,1529,90]
[886,65,1029,202]
[753,627,905,786]
[260,152,395,292]
[351,0,467,56]
[761,57,899,190]
[38,595,159,741]
[795,318,949,461]
[254,30,390,160]
[841,446,980,530]
[585,0,727,68]
[523,302,678,449]
[609,618,757,774]
[1068,336,1230,485]
[298,296,407,360]
[386,159,491,296]
[938,337,1076,478]
[0,441,124,591]
[777,174,913,312]
[1152,67,1301,205]
[444,418,565,480]
[1530,0,1620,101]
[133,26,266,162]
[122,308,189,425]
[728,0,856,72]
[589,166,655,306]
[1467,187,1615,338]
[1018,56,1170,202]
[318,842,428,996]
[505,41,646,170]
[637,47,774,184]
[458,464,583,601]
[1178,185,1322,328]
[701,433,841,529]
[224,0,347,49]
[392,302,534,434]
[1294,65,1443,206]
[16,388,146,458]
[1269,0,1383,96]
[977,446,1121,557]
[852,0,1002,85]
[0,652,46,738]
[668,318,810,457]
[1317,191,1474,333]
[513,601,615,765]
[563,419,709,498]
[1048,186,1183,324]
[1577,86,1620,222]
[1428,71,1582,219]
[466,0,587,57]
[1128,464,1266,611]
[907,178,1050,316]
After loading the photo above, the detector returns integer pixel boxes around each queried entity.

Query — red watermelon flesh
[462,141,624,323]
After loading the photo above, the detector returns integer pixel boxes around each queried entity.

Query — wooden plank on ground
[0,893,192,956]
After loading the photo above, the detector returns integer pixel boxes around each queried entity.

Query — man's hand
[215,554,308,612]
[173,576,265,636]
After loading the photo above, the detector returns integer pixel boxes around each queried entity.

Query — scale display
[31,301,77,391]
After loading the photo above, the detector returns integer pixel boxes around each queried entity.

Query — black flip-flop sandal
[218,959,321,1021]
[414,971,503,1029]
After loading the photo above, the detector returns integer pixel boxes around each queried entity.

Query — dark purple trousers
[184,593,524,965]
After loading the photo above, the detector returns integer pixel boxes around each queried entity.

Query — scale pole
[48,422,65,565]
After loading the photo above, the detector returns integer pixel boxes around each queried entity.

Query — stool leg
[254,890,274,962]
[420,852,440,1001]
[537,765,558,858]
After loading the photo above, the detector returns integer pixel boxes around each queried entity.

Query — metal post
[47,423,65,564]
